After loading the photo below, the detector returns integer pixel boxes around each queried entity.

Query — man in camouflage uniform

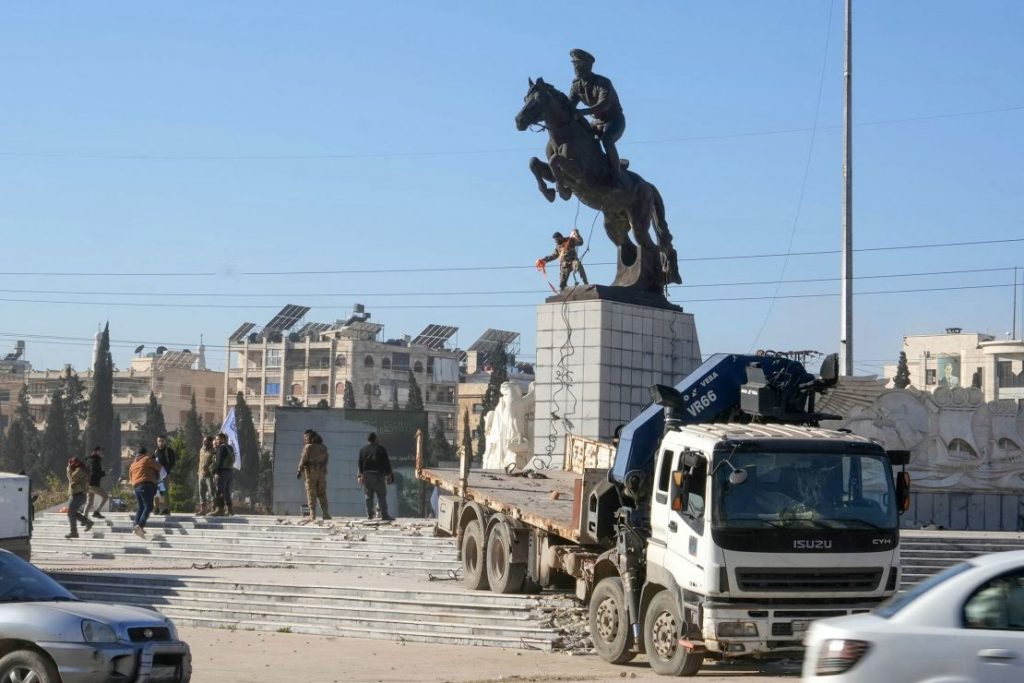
[568,48,626,179]
[297,429,331,521]
[538,229,588,290]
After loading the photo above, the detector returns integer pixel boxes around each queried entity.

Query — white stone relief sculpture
[842,386,1024,492]
[482,381,535,470]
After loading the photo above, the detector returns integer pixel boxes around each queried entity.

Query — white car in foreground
[802,549,1024,683]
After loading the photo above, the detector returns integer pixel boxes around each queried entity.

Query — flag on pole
[220,407,242,470]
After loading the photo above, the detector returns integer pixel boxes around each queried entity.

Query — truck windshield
[713,451,898,530]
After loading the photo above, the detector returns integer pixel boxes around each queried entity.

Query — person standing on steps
[65,457,94,539]
[152,434,176,515]
[297,429,331,522]
[129,447,161,538]
[83,445,109,519]
[357,432,394,522]
[212,433,235,516]
[196,435,216,515]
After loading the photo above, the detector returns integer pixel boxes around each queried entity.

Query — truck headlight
[815,639,870,675]
[82,619,118,643]
[716,621,758,637]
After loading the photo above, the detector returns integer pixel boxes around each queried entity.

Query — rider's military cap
[569,49,595,64]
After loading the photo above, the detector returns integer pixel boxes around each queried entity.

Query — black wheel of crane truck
[643,591,702,676]
[486,521,526,594]
[461,519,489,590]
[589,577,636,664]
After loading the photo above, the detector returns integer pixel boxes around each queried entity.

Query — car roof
[966,549,1024,567]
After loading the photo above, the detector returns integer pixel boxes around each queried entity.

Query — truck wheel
[461,519,489,590]
[486,522,526,594]
[589,577,636,664]
[0,649,61,683]
[643,591,702,676]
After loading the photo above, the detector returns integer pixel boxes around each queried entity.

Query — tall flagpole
[840,0,854,376]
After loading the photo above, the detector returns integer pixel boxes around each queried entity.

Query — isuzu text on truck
[419,353,910,676]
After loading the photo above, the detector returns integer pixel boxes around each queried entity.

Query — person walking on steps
[83,445,109,519]
[152,434,176,515]
[65,457,94,539]
[129,447,161,538]
[196,435,216,515]
[358,432,394,521]
[297,429,331,521]
[212,433,235,516]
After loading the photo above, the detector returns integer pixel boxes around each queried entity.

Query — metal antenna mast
[839,0,854,376]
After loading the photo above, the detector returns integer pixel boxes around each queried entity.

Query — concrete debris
[534,598,592,655]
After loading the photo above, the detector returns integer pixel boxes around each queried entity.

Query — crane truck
[418,352,910,676]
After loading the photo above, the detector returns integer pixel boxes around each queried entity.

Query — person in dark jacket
[83,446,109,519]
[357,432,393,521]
[65,457,94,539]
[152,434,176,515]
[212,432,235,516]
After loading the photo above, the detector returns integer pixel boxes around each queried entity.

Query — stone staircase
[32,513,576,650]
[899,530,1024,588]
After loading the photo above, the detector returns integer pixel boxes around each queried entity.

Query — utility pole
[839,0,854,376]
[1013,266,1019,339]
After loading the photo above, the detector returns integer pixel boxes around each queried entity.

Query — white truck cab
[0,472,33,561]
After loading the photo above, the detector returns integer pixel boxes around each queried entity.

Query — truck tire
[461,519,489,590]
[589,577,636,664]
[486,521,526,594]
[0,649,61,683]
[642,590,702,676]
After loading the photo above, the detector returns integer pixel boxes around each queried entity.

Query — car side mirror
[671,470,690,513]
[895,471,911,514]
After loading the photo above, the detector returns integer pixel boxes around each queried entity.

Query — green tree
[427,416,452,467]
[342,380,356,409]
[234,392,261,498]
[475,343,512,458]
[255,446,274,511]
[84,323,114,462]
[391,385,400,410]
[316,398,330,409]
[62,369,87,459]
[3,422,28,474]
[893,351,912,389]
[167,432,196,512]
[40,390,70,477]
[7,386,39,477]
[183,394,204,458]
[461,408,474,462]
[139,391,167,449]
[405,372,424,411]
[109,413,123,480]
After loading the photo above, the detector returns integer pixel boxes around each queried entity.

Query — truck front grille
[735,567,882,592]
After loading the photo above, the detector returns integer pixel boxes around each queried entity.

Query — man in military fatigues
[538,229,588,290]
[568,49,626,179]
[297,429,330,521]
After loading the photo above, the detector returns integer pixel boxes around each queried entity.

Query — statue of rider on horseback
[516,50,682,300]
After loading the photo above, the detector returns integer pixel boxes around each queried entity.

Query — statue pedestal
[532,298,701,468]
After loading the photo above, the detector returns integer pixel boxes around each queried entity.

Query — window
[265,382,281,396]
[320,383,328,395]
[964,570,1024,630]
[229,351,244,369]
[657,450,675,493]
[876,562,972,619]
[392,352,410,372]
[335,354,347,367]
[925,368,936,385]
[291,383,304,396]
[364,383,373,395]
[179,384,193,399]
[382,357,392,370]
[413,361,424,373]
[473,402,484,414]
[266,349,282,369]
[364,355,374,368]
[335,382,344,395]
[205,387,216,399]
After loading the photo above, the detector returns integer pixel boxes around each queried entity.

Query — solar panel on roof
[468,329,520,352]
[229,322,257,342]
[294,322,332,339]
[337,320,383,340]
[264,304,311,332]
[412,323,458,349]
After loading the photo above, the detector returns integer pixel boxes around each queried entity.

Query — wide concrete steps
[32,513,460,574]
[50,573,567,650]
[899,530,1024,588]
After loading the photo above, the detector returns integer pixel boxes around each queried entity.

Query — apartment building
[224,305,460,449]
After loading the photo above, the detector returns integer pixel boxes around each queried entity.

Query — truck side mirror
[895,471,911,513]
[671,470,690,513]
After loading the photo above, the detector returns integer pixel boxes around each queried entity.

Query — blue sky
[1,1,1021,375]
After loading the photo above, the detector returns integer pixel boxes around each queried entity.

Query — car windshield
[0,552,78,603]
[875,562,973,618]
[713,451,898,530]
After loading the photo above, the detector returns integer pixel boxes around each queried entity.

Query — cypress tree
[139,391,167,449]
[893,352,912,389]
[183,393,204,458]
[427,415,452,467]
[255,446,274,511]
[8,386,39,477]
[342,380,356,409]
[109,413,123,480]
[167,432,195,512]
[234,392,261,498]
[84,323,114,464]
[40,390,70,477]
[62,369,87,459]
[405,372,424,411]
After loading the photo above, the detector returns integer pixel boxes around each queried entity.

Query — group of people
[63,445,109,539]
[298,430,394,522]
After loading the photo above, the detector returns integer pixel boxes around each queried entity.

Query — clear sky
[1,1,1021,375]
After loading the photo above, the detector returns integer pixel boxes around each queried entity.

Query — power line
[0,265,1012,299]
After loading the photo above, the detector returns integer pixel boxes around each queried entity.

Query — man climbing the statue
[537,229,588,291]
[568,49,625,180]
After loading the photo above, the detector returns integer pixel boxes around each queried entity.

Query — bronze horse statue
[515,77,681,294]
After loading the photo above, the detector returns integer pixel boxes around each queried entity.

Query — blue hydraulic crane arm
[610,353,813,484]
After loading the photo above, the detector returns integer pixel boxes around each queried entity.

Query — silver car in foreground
[0,549,191,683]
[802,549,1024,683]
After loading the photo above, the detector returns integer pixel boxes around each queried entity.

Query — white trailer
[0,472,32,561]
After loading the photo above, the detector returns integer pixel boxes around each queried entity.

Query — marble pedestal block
[533,299,701,469]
